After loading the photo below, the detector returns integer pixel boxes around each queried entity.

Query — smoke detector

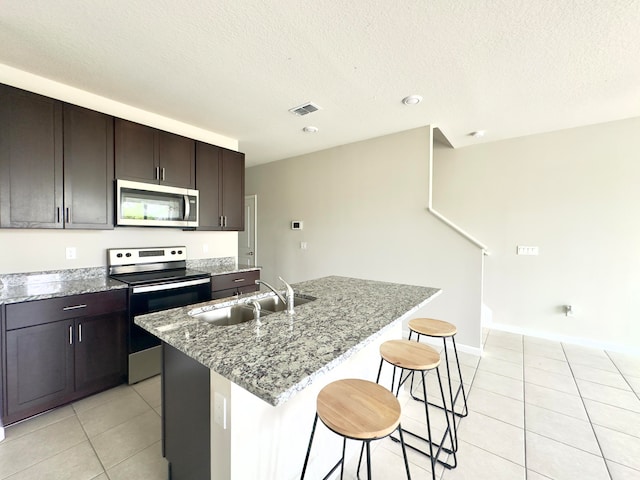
[289,102,322,116]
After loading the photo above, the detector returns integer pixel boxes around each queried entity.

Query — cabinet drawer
[6,289,127,330]
[211,270,259,292]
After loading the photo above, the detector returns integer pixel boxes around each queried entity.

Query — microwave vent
[289,102,321,116]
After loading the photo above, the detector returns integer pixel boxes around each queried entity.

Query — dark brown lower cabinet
[74,311,127,395]
[2,290,127,425]
[6,320,75,418]
[211,270,260,300]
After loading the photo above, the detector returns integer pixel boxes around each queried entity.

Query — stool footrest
[390,427,457,470]
[410,382,469,418]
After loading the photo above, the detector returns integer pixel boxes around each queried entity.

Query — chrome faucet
[255,276,295,314]
[245,299,263,325]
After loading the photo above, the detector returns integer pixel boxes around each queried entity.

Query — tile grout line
[522,333,528,480]
[561,342,613,480]
[73,404,110,479]
[604,350,640,402]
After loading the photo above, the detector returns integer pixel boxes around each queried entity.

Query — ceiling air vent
[289,102,321,116]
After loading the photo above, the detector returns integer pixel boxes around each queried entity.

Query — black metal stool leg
[451,337,469,417]
[300,414,319,479]
[397,424,412,480]
[436,368,457,468]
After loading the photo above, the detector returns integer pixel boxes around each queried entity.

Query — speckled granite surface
[187,256,260,276]
[135,276,441,407]
[0,267,128,305]
[0,257,259,305]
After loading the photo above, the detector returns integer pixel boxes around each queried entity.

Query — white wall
[433,117,640,353]
[0,65,241,273]
[246,127,484,349]
[0,229,238,274]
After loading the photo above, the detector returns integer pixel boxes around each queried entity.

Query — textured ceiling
[1,0,639,166]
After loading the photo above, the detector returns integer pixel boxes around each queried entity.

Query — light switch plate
[214,392,227,429]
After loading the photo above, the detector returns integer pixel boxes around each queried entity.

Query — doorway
[238,195,257,267]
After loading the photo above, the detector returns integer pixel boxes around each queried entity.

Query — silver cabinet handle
[233,278,245,283]
[63,304,87,311]
[161,168,166,181]
[69,325,73,345]
[65,207,70,223]
[57,207,61,223]
[78,324,82,342]
[220,216,224,227]
[155,166,160,180]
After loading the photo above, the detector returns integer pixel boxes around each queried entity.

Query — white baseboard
[488,322,640,356]
[402,327,483,357]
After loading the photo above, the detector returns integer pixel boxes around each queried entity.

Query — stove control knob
[171,250,176,255]
[116,253,123,258]
[178,249,183,254]
[125,253,132,257]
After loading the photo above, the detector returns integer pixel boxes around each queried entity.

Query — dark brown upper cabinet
[115,119,195,189]
[63,104,114,229]
[195,142,245,231]
[0,84,114,229]
[0,84,63,228]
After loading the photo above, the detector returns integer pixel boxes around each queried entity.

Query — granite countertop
[135,276,441,407]
[0,258,260,305]
[0,268,128,305]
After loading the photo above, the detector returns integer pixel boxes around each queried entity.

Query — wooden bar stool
[408,318,469,451]
[300,378,412,480]
[377,339,457,478]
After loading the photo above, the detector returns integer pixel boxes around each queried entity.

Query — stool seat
[301,378,412,479]
[317,379,401,440]
[409,318,457,337]
[380,340,440,371]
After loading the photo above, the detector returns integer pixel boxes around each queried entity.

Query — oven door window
[129,281,210,353]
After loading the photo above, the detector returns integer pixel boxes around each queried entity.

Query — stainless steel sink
[189,304,271,326]
[189,294,316,326]
[255,294,316,312]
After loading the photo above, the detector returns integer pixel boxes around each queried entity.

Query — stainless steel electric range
[108,246,211,384]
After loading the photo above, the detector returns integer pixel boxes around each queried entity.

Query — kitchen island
[135,276,441,479]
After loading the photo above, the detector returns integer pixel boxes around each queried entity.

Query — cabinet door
[195,141,223,230]
[114,118,158,184]
[220,149,245,231]
[5,320,74,418]
[158,130,195,189]
[63,104,114,229]
[74,311,127,394]
[0,84,63,228]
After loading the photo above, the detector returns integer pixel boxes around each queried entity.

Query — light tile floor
[1,329,639,479]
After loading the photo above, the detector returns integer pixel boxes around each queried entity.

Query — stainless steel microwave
[115,179,199,228]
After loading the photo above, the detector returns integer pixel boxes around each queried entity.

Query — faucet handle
[278,276,294,292]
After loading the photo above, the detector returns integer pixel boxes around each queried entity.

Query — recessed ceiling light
[402,95,423,105]
[469,130,486,138]
[302,126,319,133]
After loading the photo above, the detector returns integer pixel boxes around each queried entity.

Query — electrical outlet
[65,247,77,260]
[300,242,308,250]
[517,245,539,256]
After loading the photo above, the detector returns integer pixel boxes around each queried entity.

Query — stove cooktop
[110,268,210,286]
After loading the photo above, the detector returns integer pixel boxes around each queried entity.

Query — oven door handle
[132,277,210,294]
